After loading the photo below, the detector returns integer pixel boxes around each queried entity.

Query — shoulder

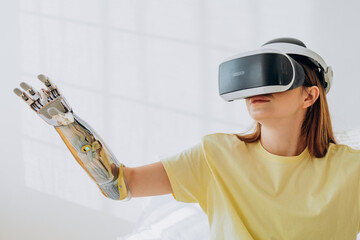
[202,132,241,144]
[328,143,360,152]
[326,143,360,159]
[200,133,247,151]
[322,143,360,174]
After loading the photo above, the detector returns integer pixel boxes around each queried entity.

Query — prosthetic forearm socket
[14,74,131,200]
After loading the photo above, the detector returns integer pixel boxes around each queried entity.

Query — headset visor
[219,52,305,101]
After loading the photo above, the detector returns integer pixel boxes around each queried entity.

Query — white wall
[1,0,360,239]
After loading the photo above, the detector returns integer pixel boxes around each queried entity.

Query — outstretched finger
[13,88,41,112]
[20,82,44,107]
[37,74,60,99]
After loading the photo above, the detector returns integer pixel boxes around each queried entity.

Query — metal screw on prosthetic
[13,74,131,201]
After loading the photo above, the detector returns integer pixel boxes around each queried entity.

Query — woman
[14,38,360,239]
[123,41,360,239]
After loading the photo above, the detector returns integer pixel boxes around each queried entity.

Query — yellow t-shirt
[160,133,360,240]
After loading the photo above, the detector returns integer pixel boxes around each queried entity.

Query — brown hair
[235,56,337,158]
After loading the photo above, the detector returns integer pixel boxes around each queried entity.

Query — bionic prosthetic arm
[13,75,131,200]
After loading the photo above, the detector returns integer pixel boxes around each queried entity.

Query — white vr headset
[218,38,333,101]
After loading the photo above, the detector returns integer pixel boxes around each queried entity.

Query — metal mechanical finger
[37,74,61,99]
[38,88,51,104]
[39,87,55,102]
[20,82,44,108]
[13,88,40,112]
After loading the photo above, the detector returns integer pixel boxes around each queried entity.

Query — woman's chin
[249,113,271,121]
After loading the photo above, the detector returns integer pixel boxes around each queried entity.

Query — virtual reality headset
[218,38,333,101]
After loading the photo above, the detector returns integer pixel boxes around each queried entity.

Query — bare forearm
[124,162,173,197]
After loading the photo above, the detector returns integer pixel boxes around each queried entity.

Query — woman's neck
[260,120,307,157]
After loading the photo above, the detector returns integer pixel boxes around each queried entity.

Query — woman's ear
[302,86,320,109]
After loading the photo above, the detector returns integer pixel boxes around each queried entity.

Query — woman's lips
[250,96,271,104]
[251,100,270,104]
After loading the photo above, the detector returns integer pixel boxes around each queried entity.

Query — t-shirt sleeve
[160,140,212,205]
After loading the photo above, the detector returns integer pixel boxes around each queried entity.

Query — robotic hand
[13,74,131,200]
